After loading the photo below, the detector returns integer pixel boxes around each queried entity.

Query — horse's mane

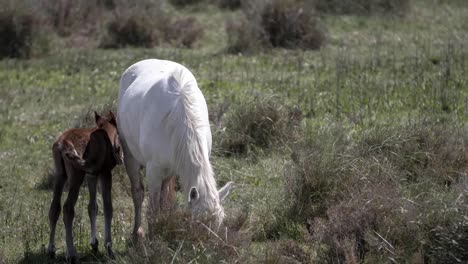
[166,67,220,211]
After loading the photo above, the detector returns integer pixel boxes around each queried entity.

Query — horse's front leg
[100,170,114,259]
[87,174,99,253]
[122,144,144,243]
[146,163,163,237]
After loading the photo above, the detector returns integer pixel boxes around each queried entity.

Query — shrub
[0,9,49,59]
[164,17,204,48]
[169,0,203,7]
[100,12,157,48]
[226,0,326,53]
[314,0,410,15]
[217,0,242,9]
[213,97,300,156]
[261,0,326,49]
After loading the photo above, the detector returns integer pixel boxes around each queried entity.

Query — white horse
[117,59,232,239]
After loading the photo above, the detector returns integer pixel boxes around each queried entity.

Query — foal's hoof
[132,227,145,244]
[90,239,99,253]
[106,243,115,259]
[47,245,55,259]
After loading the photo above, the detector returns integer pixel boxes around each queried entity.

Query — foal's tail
[53,140,86,176]
[52,142,68,182]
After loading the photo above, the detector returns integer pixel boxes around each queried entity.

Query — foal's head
[94,111,123,165]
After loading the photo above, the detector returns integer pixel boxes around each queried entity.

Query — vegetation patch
[226,0,326,53]
[283,123,468,263]
[0,8,49,59]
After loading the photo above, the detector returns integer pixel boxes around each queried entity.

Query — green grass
[0,0,468,263]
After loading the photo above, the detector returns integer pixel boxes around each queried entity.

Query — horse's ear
[188,187,199,203]
[218,181,233,201]
[109,111,117,127]
[94,111,101,124]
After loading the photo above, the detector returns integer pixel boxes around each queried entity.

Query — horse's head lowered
[94,111,123,165]
[187,180,233,229]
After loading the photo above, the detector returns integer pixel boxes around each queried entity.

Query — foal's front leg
[87,175,99,252]
[100,170,114,259]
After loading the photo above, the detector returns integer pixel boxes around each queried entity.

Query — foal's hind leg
[87,175,99,252]
[100,170,114,258]
[63,165,85,262]
[48,148,67,257]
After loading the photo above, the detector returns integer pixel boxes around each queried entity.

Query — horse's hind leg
[63,165,84,262]
[122,144,144,242]
[160,176,176,211]
[100,170,114,258]
[87,175,99,252]
[146,163,163,238]
[48,146,67,257]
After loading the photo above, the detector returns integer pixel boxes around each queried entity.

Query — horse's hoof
[90,239,99,253]
[106,243,115,259]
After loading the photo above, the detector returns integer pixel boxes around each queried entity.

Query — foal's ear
[188,187,199,203]
[108,111,117,127]
[94,111,101,124]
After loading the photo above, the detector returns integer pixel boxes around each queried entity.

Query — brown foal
[47,111,122,263]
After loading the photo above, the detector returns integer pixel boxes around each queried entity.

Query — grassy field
[1,0,468,263]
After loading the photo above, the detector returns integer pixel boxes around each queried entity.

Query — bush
[100,12,157,48]
[226,0,326,53]
[213,97,301,156]
[0,9,49,59]
[217,0,242,9]
[169,0,203,7]
[164,17,204,48]
[314,0,410,15]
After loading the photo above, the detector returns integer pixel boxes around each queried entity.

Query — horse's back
[117,59,210,166]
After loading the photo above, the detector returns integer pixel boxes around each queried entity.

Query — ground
[0,0,468,263]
